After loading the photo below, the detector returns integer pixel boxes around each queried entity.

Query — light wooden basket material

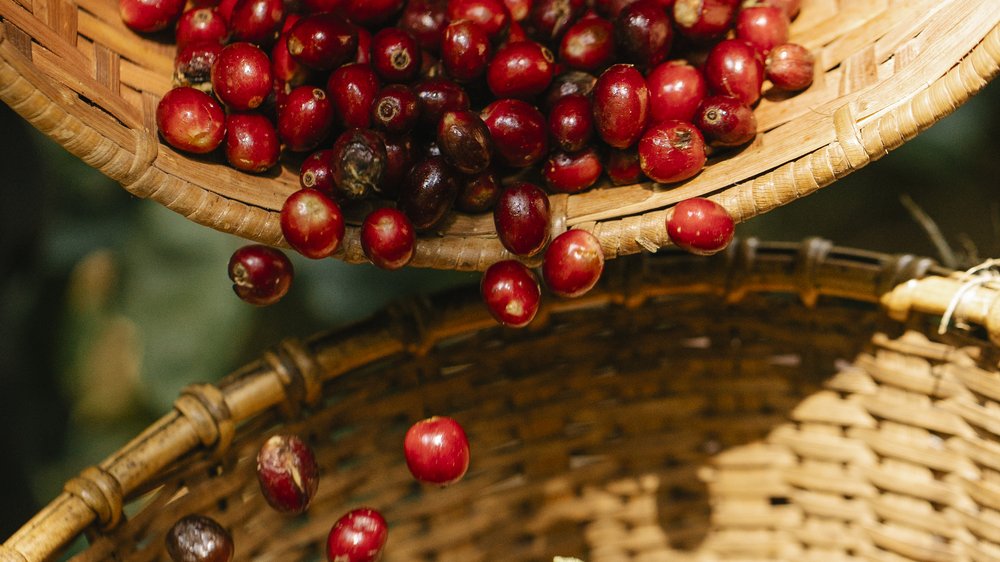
[4,238,1000,562]
[2,0,1000,271]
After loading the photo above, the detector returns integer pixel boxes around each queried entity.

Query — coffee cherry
[415,77,472,127]
[666,196,734,255]
[481,98,548,167]
[704,39,764,106]
[542,229,604,297]
[330,129,387,200]
[447,0,511,41]
[120,0,185,33]
[299,0,343,14]
[528,0,586,43]
[256,434,320,514]
[505,0,531,20]
[228,245,293,306]
[647,59,706,123]
[559,14,616,72]
[404,416,471,485]
[371,28,422,83]
[343,0,406,26]
[638,120,706,183]
[437,110,493,175]
[174,42,223,89]
[593,64,649,148]
[211,42,272,111]
[673,0,739,41]
[401,0,450,53]
[441,20,493,83]
[457,169,502,213]
[750,0,800,20]
[300,149,335,196]
[399,156,460,230]
[735,5,789,56]
[326,508,388,562]
[544,147,603,193]
[228,0,284,45]
[695,95,756,147]
[156,87,226,154]
[766,42,814,91]
[494,182,550,256]
[354,25,373,64]
[286,13,358,71]
[327,63,381,130]
[278,86,334,152]
[271,21,309,86]
[487,41,555,100]
[378,132,417,197]
[548,94,594,153]
[371,85,422,133]
[544,70,598,109]
[280,189,345,259]
[361,208,416,270]
[614,0,672,69]
[605,147,646,185]
[224,113,280,172]
[165,515,233,562]
[175,8,228,50]
[481,259,541,327]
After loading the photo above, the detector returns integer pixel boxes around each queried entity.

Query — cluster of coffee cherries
[164,417,470,561]
[134,0,813,325]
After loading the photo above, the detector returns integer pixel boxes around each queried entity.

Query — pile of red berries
[137,0,814,325]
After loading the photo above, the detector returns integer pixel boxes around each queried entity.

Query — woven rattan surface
[4,238,1000,561]
[1,1,1000,271]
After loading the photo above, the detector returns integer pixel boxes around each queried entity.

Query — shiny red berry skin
[592,64,649,148]
[120,0,185,33]
[695,94,756,147]
[542,229,604,297]
[559,14,615,72]
[441,20,493,83]
[481,260,541,327]
[300,0,344,14]
[271,24,309,86]
[544,70,597,109]
[217,0,238,22]
[750,0,800,20]
[615,0,672,69]
[175,8,228,50]
[647,59,706,123]
[157,87,226,154]
[371,85,421,133]
[228,0,284,45]
[371,28,422,83]
[543,147,602,193]
[605,147,646,184]
[278,87,334,152]
[174,41,223,89]
[361,208,416,269]
[666,196,734,255]
[286,13,358,71]
[457,169,502,213]
[528,0,586,43]
[673,0,739,41]
[211,42,272,111]
[548,94,594,152]
[401,0,450,53]
[300,149,335,196]
[415,77,472,127]
[404,416,471,485]
[330,129,386,200]
[735,5,788,56]
[766,42,814,91]
[256,434,319,514]
[638,120,706,183]
[487,41,555,100]
[344,0,406,26]
[327,63,381,129]
[326,508,388,562]
[354,26,373,64]
[704,39,765,106]
[228,245,293,306]
[437,110,493,175]
[224,112,279,172]
[494,182,550,256]
[166,515,233,562]
[447,0,511,41]
[399,156,460,230]
[378,133,417,197]
[280,189,345,259]
[481,98,548,167]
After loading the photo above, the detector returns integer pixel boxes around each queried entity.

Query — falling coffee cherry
[166,514,233,562]
[404,416,471,485]
[256,434,319,514]
[326,508,388,562]
[228,245,293,306]
[481,260,542,328]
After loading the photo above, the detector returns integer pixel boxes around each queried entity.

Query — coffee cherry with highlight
[638,120,706,183]
[542,229,605,298]
[228,245,293,306]
[481,259,542,328]
[666,196,735,255]
[326,508,388,562]
[166,515,233,562]
[404,416,471,485]
[156,87,226,154]
[280,189,345,259]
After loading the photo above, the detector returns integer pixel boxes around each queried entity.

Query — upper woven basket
[1,0,1000,270]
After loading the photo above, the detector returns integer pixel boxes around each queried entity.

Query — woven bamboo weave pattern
[1,1,999,270]
[4,239,1000,561]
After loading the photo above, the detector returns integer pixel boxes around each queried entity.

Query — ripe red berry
[441,20,493,83]
[278,86,334,152]
[559,14,616,72]
[326,508,388,562]
[330,129,386,200]
[211,42,272,111]
[494,182,550,256]
[457,169,502,213]
[404,416,471,485]
[156,87,226,154]
[224,112,280,172]
[271,24,309,86]
[300,149,335,196]
[735,5,789,56]
[481,98,548,167]
[228,245,294,306]
[286,13,358,71]
[528,0,586,42]
[481,259,541,327]
[638,120,706,183]
[361,208,416,270]
[593,64,649,148]
[166,515,233,562]
[343,0,406,26]
[327,63,380,130]
[673,0,739,41]
[120,0,185,33]
[371,28,423,83]
[399,156,460,229]
[647,59,706,123]
[256,434,320,514]
[548,94,594,153]
[754,0,800,20]
[542,229,604,297]
[614,0,673,69]
[400,0,450,53]
[704,38,765,106]
[487,41,555,100]
[447,0,511,41]
[175,8,228,50]
[766,42,814,91]
[666,196,735,255]
[695,94,756,147]
[544,70,598,109]
[543,147,603,193]
[280,189,345,259]
[227,0,284,44]
[378,133,417,198]
[371,85,422,133]
[605,147,646,185]
[437,110,494,175]
[415,77,472,127]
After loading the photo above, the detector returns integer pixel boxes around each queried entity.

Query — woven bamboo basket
[4,238,1000,561]
[1,0,999,270]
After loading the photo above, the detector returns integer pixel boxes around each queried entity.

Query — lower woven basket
[5,238,1000,562]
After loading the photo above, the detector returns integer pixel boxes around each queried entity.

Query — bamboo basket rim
[3,237,1000,562]
[1,0,999,271]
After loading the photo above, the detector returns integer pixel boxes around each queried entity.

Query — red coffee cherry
[371,85,422,133]
[704,38,765,106]
[673,0,740,41]
[399,156,460,230]
[280,189,345,259]
[614,0,673,69]
[766,42,814,91]
[457,169,502,213]
[447,0,511,41]
[504,0,531,21]
[494,182,550,256]
[228,245,294,306]
[481,98,548,167]
[735,4,789,56]
[211,42,272,111]
[638,120,706,183]
[271,23,309,86]
[175,7,228,50]
[371,28,423,83]
[343,0,406,26]
[647,59,707,123]
[548,94,595,153]
[156,87,226,154]
[528,0,586,43]
[666,196,735,255]
[326,508,388,562]
[227,0,284,44]
[751,0,800,20]
[605,147,646,185]
[166,515,233,562]
[481,259,542,327]
[256,434,320,514]
[400,0,450,53]
[327,63,381,130]
[695,94,756,147]
[300,149,335,196]
[593,64,649,148]
[437,110,494,175]
[286,13,358,71]
[543,147,603,194]
[441,20,493,83]
[544,70,598,109]
[415,77,472,127]
[487,41,555,100]
[224,112,280,172]
[542,229,605,298]
[559,13,616,72]
[361,208,416,270]
[404,416,471,485]
[120,0,185,33]
[174,41,223,89]
[378,132,417,198]
[278,86,334,152]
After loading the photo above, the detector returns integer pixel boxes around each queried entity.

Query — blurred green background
[0,77,998,541]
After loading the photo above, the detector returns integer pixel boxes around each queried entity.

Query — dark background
[1,75,997,541]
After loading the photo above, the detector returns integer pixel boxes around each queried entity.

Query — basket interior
[53,243,1000,562]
